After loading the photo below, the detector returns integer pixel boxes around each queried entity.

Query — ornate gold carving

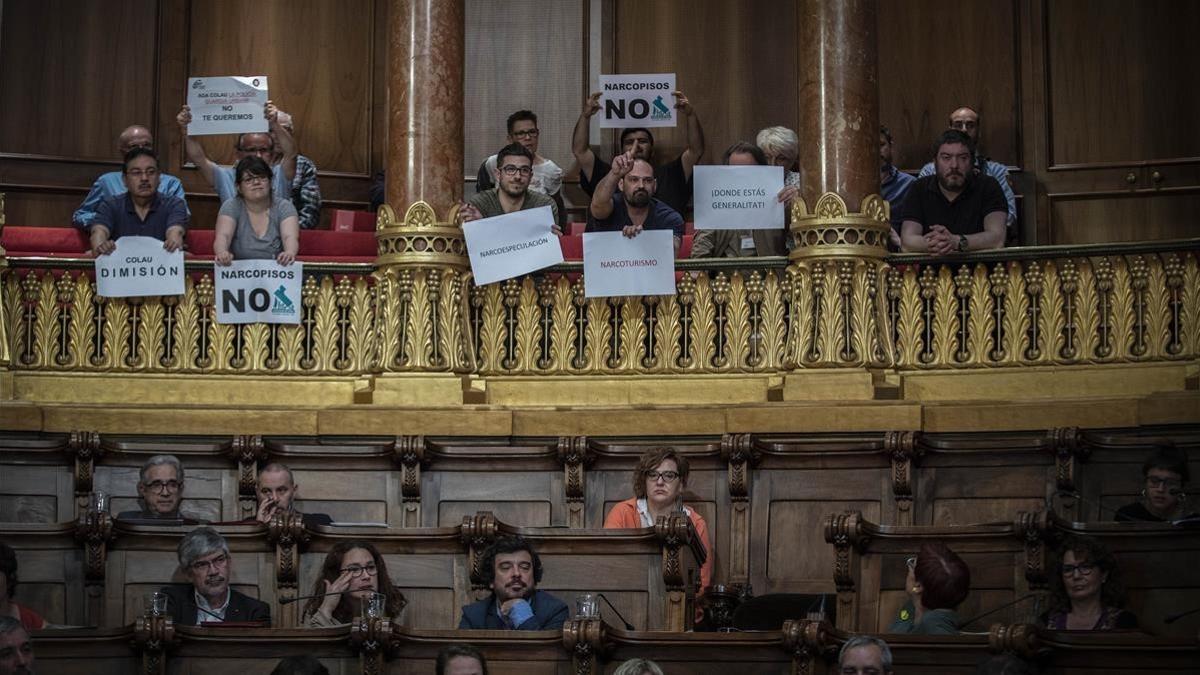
[563,617,607,675]
[375,201,468,270]
[460,511,498,589]
[790,192,891,259]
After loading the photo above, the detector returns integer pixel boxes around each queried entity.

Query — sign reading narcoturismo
[583,230,676,298]
[186,76,269,136]
[94,236,185,298]
[692,165,786,231]
[598,73,677,128]
[214,259,303,325]
[463,206,563,286]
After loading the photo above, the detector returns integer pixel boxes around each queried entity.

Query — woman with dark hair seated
[1041,535,1138,630]
[888,541,970,634]
[1115,443,1194,522]
[213,156,299,266]
[301,541,407,627]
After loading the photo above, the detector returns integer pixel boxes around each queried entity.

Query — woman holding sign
[213,156,300,265]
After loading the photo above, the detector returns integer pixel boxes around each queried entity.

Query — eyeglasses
[126,168,159,178]
[499,165,533,177]
[1147,476,1182,490]
[239,146,273,154]
[143,479,181,493]
[1061,562,1097,577]
[241,175,270,184]
[511,129,540,139]
[339,564,379,577]
[191,553,230,573]
[645,470,680,483]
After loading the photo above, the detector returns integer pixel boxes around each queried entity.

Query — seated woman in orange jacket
[602,447,713,594]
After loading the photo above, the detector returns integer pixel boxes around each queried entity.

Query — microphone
[596,592,635,630]
[280,591,345,606]
[1164,606,1200,624]
[957,593,1044,628]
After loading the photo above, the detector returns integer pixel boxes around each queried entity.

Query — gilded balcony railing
[2,240,1197,376]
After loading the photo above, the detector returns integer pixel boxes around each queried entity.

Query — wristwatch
[956,235,969,252]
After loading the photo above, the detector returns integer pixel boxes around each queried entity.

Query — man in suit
[116,455,205,523]
[159,527,270,626]
[458,537,567,630]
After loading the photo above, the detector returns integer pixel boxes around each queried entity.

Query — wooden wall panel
[1046,0,1200,167]
[0,0,159,160]
[185,0,373,175]
[1048,191,1200,244]
[612,0,798,169]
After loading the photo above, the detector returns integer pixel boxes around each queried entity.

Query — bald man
[917,106,1017,231]
[73,125,190,228]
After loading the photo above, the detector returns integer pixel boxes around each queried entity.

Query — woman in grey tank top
[213,156,300,266]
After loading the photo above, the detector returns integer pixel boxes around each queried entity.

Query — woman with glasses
[888,542,970,635]
[1115,444,1194,523]
[213,156,300,266]
[301,541,406,627]
[1042,536,1137,630]
[603,448,713,595]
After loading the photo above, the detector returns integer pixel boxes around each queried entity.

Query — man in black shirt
[571,90,706,216]
[898,129,1006,256]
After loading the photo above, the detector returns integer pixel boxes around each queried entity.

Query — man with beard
[461,143,560,231]
[251,463,332,528]
[588,152,683,255]
[897,130,1006,255]
[0,616,34,675]
[458,537,567,630]
[879,125,915,249]
[73,125,189,229]
[474,110,564,229]
[918,106,1017,231]
[572,91,706,215]
[159,527,270,626]
[116,455,206,523]
[82,148,188,255]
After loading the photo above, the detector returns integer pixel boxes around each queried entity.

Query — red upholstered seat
[678,233,693,259]
[684,221,695,235]
[569,222,587,236]
[559,234,583,261]
[298,230,377,263]
[0,226,89,257]
[185,229,216,258]
[331,209,377,232]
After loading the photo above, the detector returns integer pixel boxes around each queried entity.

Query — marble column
[385,0,465,215]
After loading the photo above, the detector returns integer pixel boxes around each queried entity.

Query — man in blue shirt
[72,125,188,228]
[917,107,1017,232]
[588,152,684,256]
[879,125,915,250]
[176,101,296,204]
[85,148,188,255]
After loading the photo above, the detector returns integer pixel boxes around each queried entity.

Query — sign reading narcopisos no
[214,259,303,325]
[583,230,676,298]
[463,206,563,286]
[598,73,677,128]
[693,165,786,231]
[186,76,269,136]
[94,236,185,298]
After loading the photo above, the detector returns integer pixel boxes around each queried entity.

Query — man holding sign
[176,98,296,204]
[572,86,706,216]
[461,144,560,230]
[588,152,683,256]
[86,148,188,256]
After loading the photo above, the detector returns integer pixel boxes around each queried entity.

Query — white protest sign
[94,236,185,298]
[583,230,676,298]
[214,260,303,325]
[693,165,786,231]
[186,76,269,136]
[463,206,562,286]
[598,73,677,128]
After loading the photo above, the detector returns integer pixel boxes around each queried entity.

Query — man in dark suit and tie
[159,527,270,626]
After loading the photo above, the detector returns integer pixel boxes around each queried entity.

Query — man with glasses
[461,143,560,229]
[917,106,1017,233]
[117,454,205,523]
[475,110,564,228]
[73,125,189,229]
[82,148,188,256]
[159,527,270,626]
[175,101,296,204]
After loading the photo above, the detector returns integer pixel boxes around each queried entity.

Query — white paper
[693,165,786,231]
[186,76,269,136]
[583,230,676,298]
[214,259,303,324]
[463,206,563,285]
[94,236,185,298]
[598,73,677,128]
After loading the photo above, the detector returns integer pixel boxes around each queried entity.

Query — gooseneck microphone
[957,593,1044,628]
[596,592,635,630]
[1164,606,1200,624]
[280,590,345,606]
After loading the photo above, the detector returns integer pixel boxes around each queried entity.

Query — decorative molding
[67,430,103,508]
[988,623,1047,659]
[226,435,267,507]
[266,511,310,591]
[133,614,176,675]
[562,617,607,675]
[391,435,428,526]
[73,510,113,584]
[460,511,498,590]
[557,436,593,528]
[1015,510,1051,588]
[885,431,922,520]
[349,616,396,675]
[781,619,835,675]
[1048,426,1087,493]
